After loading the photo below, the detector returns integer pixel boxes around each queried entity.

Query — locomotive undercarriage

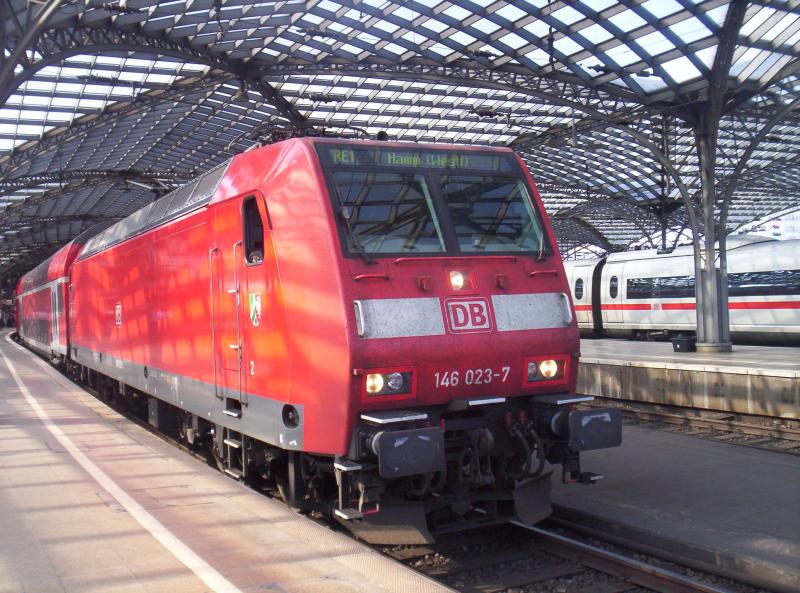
[327,397,620,544]
[58,355,620,545]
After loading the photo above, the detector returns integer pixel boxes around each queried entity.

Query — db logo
[445,298,493,333]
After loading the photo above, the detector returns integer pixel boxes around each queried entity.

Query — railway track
[380,521,737,593]
[585,396,800,454]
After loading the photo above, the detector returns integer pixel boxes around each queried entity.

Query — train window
[729,269,800,296]
[330,171,445,254]
[574,278,584,300]
[440,176,550,254]
[627,275,695,299]
[609,276,618,299]
[243,197,265,265]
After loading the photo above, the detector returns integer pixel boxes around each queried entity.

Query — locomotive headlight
[365,373,385,394]
[527,361,539,381]
[539,359,559,379]
[385,372,405,392]
[363,370,414,397]
[449,270,467,290]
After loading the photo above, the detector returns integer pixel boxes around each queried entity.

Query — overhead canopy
[0,0,798,276]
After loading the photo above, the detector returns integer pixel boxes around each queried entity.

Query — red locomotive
[16,138,621,543]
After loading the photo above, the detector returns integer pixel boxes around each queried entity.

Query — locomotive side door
[238,195,270,404]
[211,198,246,415]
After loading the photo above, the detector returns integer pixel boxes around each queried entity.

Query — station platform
[578,338,800,418]
[552,423,800,593]
[0,335,453,593]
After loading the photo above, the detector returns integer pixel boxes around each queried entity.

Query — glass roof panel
[442,5,472,21]
[0,0,797,270]
[669,17,712,44]
[552,36,584,56]
[499,32,528,50]
[604,43,642,67]
[635,31,675,56]
[495,4,527,23]
[580,0,616,12]
[608,9,648,32]
[661,56,703,84]
[580,23,615,44]
[762,13,799,43]
[740,6,774,37]
[552,5,585,26]
[641,0,684,19]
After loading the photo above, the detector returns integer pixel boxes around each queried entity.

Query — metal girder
[0,22,305,123]
[550,217,616,252]
[265,61,639,119]
[0,72,231,176]
[0,176,152,221]
[0,169,187,193]
[2,213,117,230]
[0,0,65,102]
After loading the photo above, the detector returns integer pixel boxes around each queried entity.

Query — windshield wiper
[537,231,548,261]
[338,206,373,265]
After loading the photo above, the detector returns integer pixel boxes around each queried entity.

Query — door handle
[229,344,240,350]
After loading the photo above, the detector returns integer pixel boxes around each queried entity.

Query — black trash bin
[671,336,696,352]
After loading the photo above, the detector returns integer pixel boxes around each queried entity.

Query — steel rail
[588,397,800,442]
[516,522,732,593]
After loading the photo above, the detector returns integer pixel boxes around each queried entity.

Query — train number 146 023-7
[434,366,511,388]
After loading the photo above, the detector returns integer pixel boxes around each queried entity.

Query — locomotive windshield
[318,145,551,257]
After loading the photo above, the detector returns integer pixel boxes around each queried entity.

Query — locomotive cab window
[317,145,550,258]
[243,197,265,265]
[574,278,584,300]
[609,276,619,299]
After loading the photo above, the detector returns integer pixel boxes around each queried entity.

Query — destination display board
[318,145,518,173]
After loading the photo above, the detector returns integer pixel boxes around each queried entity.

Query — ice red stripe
[661,303,695,310]
[728,301,800,310]
[600,303,652,310]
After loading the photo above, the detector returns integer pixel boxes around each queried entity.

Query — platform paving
[0,334,454,593]
[553,422,800,593]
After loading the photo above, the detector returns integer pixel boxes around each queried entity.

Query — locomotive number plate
[434,366,511,388]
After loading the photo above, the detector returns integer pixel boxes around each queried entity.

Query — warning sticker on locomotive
[249,292,261,327]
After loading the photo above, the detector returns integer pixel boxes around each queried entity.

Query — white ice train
[563,236,800,344]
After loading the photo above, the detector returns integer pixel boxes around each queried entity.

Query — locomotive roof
[78,159,232,260]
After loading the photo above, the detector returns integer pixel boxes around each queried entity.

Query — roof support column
[682,0,747,353]
[692,112,731,352]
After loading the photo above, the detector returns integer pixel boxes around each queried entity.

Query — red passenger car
[15,227,102,361]
[18,138,621,543]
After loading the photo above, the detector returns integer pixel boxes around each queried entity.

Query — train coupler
[560,454,603,485]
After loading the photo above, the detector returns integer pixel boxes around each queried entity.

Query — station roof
[0,0,798,275]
